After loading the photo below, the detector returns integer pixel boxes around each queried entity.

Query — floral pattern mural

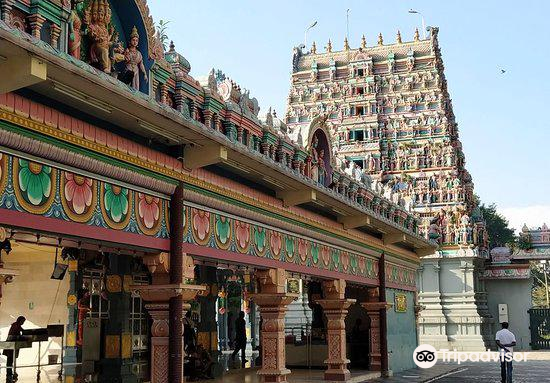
[183,205,392,282]
[0,151,169,241]
[13,159,56,214]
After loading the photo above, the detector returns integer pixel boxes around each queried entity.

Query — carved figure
[68,0,84,59]
[124,26,148,89]
[84,0,115,73]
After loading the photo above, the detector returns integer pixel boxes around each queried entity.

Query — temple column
[50,23,61,49]
[0,0,15,24]
[362,297,383,371]
[134,181,206,383]
[316,279,355,381]
[161,83,169,106]
[27,14,46,39]
[361,254,391,376]
[134,253,205,383]
[250,269,297,383]
[203,110,213,129]
[146,303,171,383]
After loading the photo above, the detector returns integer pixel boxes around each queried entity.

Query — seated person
[2,316,26,382]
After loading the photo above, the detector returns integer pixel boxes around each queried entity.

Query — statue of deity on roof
[124,26,148,89]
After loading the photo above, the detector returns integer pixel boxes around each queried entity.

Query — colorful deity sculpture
[84,0,114,73]
[124,26,148,89]
[68,0,84,59]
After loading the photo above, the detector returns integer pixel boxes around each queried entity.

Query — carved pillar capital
[322,279,347,300]
[255,268,287,294]
[50,23,61,48]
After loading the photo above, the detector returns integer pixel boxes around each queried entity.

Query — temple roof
[294,29,436,72]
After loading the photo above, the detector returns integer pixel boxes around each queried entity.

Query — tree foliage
[156,20,171,52]
[479,203,516,248]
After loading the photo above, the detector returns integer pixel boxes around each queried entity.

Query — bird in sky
[500,69,506,74]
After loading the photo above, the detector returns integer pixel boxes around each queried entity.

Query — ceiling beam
[338,215,371,230]
[383,233,407,245]
[0,55,47,93]
[184,144,227,169]
[276,189,316,207]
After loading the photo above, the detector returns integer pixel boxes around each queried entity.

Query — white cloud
[500,205,550,233]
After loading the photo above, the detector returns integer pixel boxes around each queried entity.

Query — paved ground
[370,364,460,383]
[372,359,550,383]
[430,360,550,382]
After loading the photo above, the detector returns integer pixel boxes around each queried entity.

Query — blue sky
[148,0,550,230]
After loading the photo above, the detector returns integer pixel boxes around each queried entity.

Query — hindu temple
[286,30,493,350]
[0,1,437,382]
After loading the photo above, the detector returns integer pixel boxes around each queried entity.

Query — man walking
[495,322,516,383]
[231,311,247,367]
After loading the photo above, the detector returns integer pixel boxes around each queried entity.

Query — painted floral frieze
[0,151,169,240]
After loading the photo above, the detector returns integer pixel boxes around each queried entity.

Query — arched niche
[77,0,163,94]
[306,115,335,187]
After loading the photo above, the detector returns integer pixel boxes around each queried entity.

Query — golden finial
[326,39,332,53]
[361,34,367,49]
[396,30,402,44]
[344,37,350,50]
[414,28,420,41]
[378,33,383,46]
[311,41,317,54]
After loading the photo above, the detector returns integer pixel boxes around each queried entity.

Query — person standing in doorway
[2,316,26,382]
[231,311,247,367]
[495,322,516,383]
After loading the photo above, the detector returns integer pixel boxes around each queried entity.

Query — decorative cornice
[0,111,178,194]
[182,180,420,264]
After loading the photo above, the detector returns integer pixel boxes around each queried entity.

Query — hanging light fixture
[51,247,68,280]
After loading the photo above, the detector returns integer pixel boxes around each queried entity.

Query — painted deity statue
[318,149,327,185]
[84,0,114,73]
[310,135,320,182]
[68,0,84,59]
[124,26,148,89]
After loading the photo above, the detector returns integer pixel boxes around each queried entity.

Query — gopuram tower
[285,28,493,350]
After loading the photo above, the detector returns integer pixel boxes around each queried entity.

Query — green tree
[479,203,516,248]
[531,262,550,308]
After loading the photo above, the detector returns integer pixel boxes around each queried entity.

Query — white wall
[485,277,532,350]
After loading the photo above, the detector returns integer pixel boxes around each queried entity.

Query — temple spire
[361,34,367,49]
[311,41,317,54]
[378,33,383,46]
[344,37,350,50]
[326,39,332,53]
[396,30,402,44]
[414,28,420,41]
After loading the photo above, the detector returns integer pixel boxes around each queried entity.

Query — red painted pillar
[169,182,185,383]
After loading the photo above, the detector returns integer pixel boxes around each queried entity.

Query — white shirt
[496,328,516,354]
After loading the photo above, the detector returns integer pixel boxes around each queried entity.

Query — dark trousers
[501,359,513,383]
[231,339,246,366]
[4,350,14,378]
